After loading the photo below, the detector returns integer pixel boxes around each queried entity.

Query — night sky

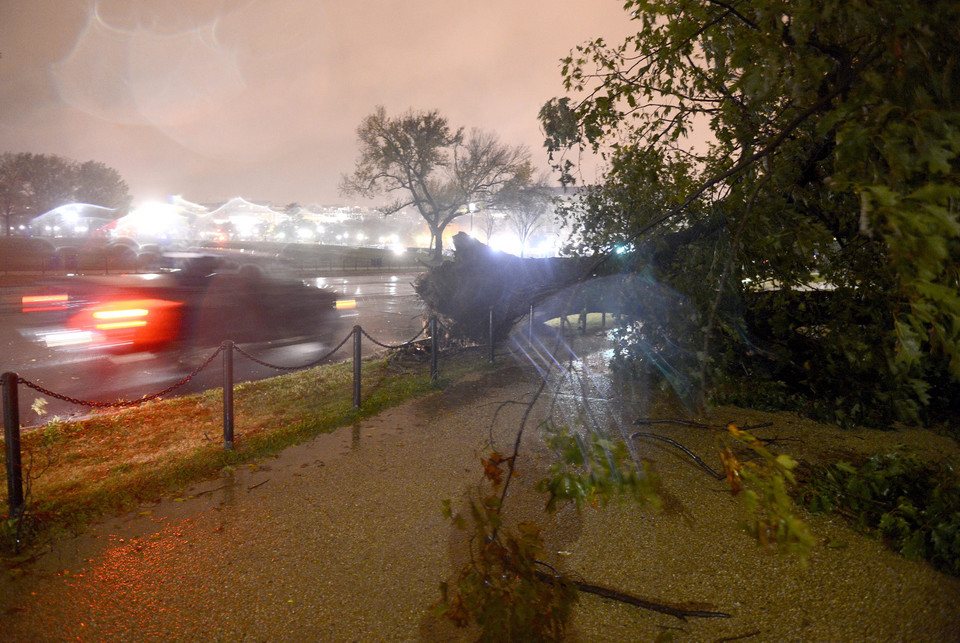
[0,0,634,207]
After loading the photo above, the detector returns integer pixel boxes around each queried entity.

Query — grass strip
[1,350,485,556]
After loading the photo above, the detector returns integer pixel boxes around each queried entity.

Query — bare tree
[340,106,530,261]
[493,168,554,257]
[475,210,501,244]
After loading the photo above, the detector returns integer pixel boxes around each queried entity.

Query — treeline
[0,152,131,236]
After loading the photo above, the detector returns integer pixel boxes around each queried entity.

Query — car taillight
[68,298,184,351]
[22,294,69,312]
[92,307,149,330]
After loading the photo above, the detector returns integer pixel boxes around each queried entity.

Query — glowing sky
[0,0,634,207]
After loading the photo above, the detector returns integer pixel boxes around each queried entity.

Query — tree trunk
[430,225,444,261]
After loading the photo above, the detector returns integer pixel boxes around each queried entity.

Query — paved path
[2,364,551,641]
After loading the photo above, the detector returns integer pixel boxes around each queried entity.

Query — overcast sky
[1,0,634,208]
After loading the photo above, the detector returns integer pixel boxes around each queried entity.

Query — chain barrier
[359,324,427,350]
[17,344,226,409]
[232,329,355,371]
[13,322,432,410]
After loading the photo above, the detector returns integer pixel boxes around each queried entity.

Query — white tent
[29,203,116,237]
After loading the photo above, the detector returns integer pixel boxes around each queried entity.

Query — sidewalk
[2,345,960,641]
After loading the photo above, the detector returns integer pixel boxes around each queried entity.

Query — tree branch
[630,431,723,480]
[535,569,731,620]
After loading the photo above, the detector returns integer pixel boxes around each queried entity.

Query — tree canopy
[0,153,132,235]
[73,160,131,213]
[340,106,532,260]
[539,0,960,428]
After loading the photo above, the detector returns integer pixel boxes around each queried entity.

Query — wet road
[0,272,425,426]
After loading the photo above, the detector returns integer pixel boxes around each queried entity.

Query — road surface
[0,272,425,426]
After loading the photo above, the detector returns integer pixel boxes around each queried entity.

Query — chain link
[17,345,225,409]
[232,330,354,371]
[359,324,427,349]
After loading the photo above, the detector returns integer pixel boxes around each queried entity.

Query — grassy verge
[1,349,486,557]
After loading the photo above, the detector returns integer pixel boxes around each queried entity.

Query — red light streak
[22,294,69,312]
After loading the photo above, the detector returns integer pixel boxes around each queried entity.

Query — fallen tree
[415,232,582,341]
[414,232,639,343]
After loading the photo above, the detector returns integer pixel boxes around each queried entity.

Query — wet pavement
[1,366,526,641]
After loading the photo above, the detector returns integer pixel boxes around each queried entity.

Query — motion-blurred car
[20,253,343,355]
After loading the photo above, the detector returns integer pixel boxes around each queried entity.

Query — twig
[535,570,731,620]
[247,479,270,491]
[756,435,803,447]
[497,376,548,512]
[633,418,773,432]
[738,422,773,431]
[630,431,724,479]
[191,485,229,498]
[635,418,715,430]
[715,630,761,642]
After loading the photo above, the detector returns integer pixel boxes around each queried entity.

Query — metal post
[528,304,534,340]
[430,316,439,380]
[353,325,362,408]
[222,341,234,450]
[2,372,25,518]
[488,307,495,364]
